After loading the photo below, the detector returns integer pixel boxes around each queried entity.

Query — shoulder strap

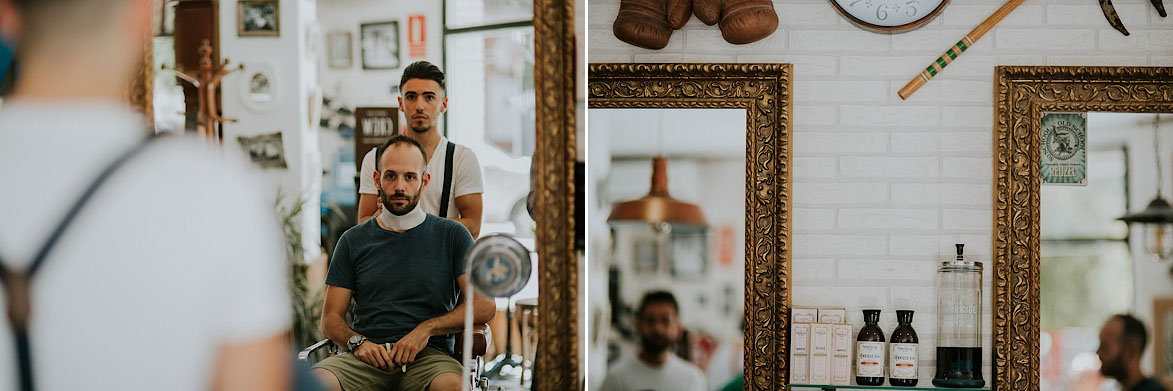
[0,134,159,391]
[439,141,455,219]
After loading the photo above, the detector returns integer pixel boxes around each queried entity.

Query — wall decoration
[1040,112,1088,186]
[327,31,352,69]
[1155,298,1173,386]
[1100,0,1167,36]
[694,0,778,44]
[897,0,1024,100]
[353,107,399,176]
[612,0,690,50]
[237,132,287,169]
[631,235,660,274]
[237,0,279,37]
[361,21,400,70]
[829,0,950,32]
[408,14,427,58]
[238,62,277,113]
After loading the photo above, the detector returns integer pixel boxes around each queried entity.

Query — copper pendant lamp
[607,156,707,227]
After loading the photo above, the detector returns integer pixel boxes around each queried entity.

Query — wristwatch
[347,334,367,351]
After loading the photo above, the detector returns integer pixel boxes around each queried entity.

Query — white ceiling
[590,108,746,158]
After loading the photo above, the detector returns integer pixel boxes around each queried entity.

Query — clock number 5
[876,4,888,20]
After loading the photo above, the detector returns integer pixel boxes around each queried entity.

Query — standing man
[0,0,290,389]
[357,61,483,238]
[601,291,706,391]
[314,135,495,391]
[1097,314,1169,391]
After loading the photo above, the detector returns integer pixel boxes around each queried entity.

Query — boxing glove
[693,0,778,44]
[613,0,692,50]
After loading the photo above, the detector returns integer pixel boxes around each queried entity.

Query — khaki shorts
[312,345,462,391]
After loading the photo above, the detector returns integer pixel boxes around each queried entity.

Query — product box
[808,322,833,384]
[817,307,846,324]
[793,307,818,324]
[789,307,818,384]
[830,324,854,386]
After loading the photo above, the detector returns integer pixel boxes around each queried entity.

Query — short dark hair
[637,290,679,319]
[376,135,428,172]
[1112,314,1149,353]
[399,61,446,91]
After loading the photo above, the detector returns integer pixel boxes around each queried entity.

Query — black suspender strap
[438,141,455,219]
[0,135,158,391]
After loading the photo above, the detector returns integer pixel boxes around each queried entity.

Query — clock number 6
[876,4,888,20]
[907,5,916,16]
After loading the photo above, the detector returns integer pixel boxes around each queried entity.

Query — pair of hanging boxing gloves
[613,0,778,50]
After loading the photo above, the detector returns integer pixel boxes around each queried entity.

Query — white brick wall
[590,0,1173,385]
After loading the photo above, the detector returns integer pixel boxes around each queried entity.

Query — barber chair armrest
[454,323,491,361]
[298,339,335,363]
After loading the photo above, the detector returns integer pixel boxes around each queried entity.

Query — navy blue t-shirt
[325,215,473,354]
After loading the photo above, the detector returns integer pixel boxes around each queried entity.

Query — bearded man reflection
[600,291,706,391]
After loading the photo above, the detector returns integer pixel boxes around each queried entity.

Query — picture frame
[631,234,660,275]
[1155,298,1173,386]
[237,132,287,169]
[237,0,279,37]
[360,21,400,70]
[238,62,278,114]
[327,31,353,69]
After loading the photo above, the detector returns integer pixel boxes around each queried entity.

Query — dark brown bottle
[855,309,885,386]
[888,310,919,386]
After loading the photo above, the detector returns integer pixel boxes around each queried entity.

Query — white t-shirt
[359,136,484,219]
[599,353,707,391]
[0,101,290,390]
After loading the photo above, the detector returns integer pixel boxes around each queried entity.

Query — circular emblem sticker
[467,234,531,298]
[1042,121,1084,162]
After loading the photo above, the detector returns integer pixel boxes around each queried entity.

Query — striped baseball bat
[898,0,1026,100]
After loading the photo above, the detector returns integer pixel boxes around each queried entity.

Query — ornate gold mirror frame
[533,1,579,390]
[589,63,793,390]
[993,66,1173,391]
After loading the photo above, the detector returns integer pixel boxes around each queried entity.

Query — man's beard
[1100,355,1125,378]
[379,188,421,216]
[410,122,430,133]
[640,334,671,356]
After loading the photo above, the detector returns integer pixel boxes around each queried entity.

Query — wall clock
[830,0,951,32]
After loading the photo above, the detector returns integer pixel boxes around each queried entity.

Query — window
[444,1,535,240]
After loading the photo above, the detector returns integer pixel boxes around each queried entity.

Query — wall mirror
[993,66,1173,391]
[589,63,793,391]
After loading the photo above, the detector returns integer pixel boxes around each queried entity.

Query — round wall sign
[829,0,950,33]
[467,234,532,298]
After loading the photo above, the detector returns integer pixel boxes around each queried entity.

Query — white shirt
[359,136,484,219]
[0,101,290,390]
[599,353,707,391]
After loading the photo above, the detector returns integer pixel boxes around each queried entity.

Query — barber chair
[297,324,492,390]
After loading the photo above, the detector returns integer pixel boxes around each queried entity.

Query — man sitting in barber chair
[311,135,496,391]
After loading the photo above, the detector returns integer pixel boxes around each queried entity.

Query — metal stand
[486,297,521,379]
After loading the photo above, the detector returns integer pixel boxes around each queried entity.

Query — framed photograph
[237,1,279,37]
[631,235,660,275]
[238,63,278,113]
[1155,298,1173,386]
[327,31,353,69]
[237,132,287,169]
[360,21,400,70]
[669,231,709,279]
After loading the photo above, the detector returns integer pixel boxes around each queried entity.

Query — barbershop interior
[2,0,1173,391]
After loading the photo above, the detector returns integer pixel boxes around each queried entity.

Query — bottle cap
[863,309,881,324]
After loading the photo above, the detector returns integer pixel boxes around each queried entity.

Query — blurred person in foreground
[1097,314,1168,391]
[0,0,291,389]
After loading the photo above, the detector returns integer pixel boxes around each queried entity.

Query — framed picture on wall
[1154,298,1173,386]
[631,235,659,275]
[327,31,353,69]
[360,21,400,70]
[237,0,279,37]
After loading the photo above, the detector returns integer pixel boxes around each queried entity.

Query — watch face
[830,0,950,32]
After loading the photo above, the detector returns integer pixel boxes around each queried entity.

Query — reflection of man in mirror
[600,291,706,391]
[1097,314,1169,391]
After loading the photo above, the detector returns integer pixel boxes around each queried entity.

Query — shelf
[786,384,990,391]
